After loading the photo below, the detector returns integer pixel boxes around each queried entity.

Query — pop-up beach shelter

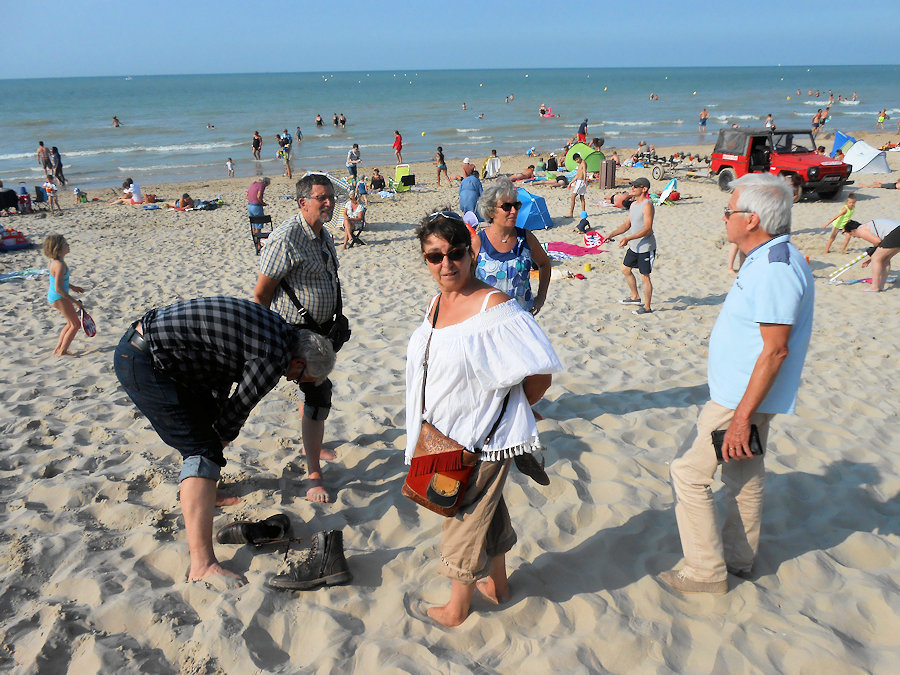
[842,140,891,174]
[830,131,857,158]
[515,188,552,230]
[564,143,606,172]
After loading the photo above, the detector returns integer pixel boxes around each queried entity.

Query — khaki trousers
[670,401,775,582]
[439,459,516,584]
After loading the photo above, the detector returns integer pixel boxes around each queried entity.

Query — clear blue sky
[7,0,899,78]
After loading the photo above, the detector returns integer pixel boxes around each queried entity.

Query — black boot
[267,530,352,591]
[215,514,292,546]
[514,453,550,486]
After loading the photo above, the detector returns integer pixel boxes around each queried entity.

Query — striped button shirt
[141,296,291,442]
[259,213,340,326]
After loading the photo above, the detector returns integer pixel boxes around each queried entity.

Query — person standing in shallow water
[393,130,403,164]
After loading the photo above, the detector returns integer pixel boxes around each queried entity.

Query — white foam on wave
[456,128,479,133]
[715,114,759,121]
[602,120,655,126]
[116,161,217,172]
[52,140,244,160]
[0,152,33,161]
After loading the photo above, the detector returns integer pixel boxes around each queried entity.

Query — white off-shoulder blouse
[405,296,562,464]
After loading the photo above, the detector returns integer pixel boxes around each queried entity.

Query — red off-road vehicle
[710,128,852,199]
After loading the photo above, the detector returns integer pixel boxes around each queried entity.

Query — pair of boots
[216,515,351,591]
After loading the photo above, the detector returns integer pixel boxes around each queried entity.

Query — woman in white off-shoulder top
[405,210,562,627]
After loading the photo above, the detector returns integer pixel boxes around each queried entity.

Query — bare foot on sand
[306,473,330,503]
[476,577,510,604]
[305,447,337,461]
[189,562,246,588]
[427,604,468,627]
[215,492,242,507]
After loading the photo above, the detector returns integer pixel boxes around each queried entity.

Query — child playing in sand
[573,211,590,233]
[823,194,856,253]
[43,234,85,356]
[43,177,62,215]
[225,158,235,177]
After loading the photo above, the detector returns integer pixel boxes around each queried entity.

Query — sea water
[1,65,897,190]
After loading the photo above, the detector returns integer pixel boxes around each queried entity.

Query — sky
[4,0,899,79]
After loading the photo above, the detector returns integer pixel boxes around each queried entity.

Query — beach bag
[401,295,510,517]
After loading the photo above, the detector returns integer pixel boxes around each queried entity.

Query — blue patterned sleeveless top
[475,227,534,311]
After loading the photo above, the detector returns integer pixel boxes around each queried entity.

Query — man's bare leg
[299,403,331,503]
[640,273,653,311]
[567,193,576,218]
[622,265,640,301]
[181,476,245,583]
[476,555,510,604]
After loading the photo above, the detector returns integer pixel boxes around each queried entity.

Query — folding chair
[249,215,272,255]
[346,209,367,248]
[33,186,48,211]
[389,164,415,193]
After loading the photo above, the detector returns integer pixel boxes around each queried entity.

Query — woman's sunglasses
[499,201,522,212]
[423,248,467,265]
[427,210,464,222]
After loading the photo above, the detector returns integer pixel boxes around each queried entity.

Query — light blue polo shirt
[708,235,814,414]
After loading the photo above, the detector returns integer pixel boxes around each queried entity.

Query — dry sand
[1,130,899,673]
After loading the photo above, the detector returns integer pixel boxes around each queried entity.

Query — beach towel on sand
[548,242,609,257]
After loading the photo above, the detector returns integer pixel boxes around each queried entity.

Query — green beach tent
[565,143,606,172]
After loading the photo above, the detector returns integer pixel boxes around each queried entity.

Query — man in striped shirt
[114,296,335,584]
[254,173,344,503]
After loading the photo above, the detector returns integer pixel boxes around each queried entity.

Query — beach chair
[345,209,367,248]
[33,186,48,211]
[389,164,415,193]
[249,215,272,255]
[484,157,501,179]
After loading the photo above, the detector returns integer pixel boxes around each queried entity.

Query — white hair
[729,173,793,236]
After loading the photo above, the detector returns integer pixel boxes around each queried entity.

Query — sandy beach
[1,129,898,673]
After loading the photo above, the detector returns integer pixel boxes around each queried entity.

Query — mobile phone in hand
[712,424,764,462]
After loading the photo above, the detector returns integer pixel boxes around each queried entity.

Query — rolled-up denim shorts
[114,328,225,482]
[248,203,265,218]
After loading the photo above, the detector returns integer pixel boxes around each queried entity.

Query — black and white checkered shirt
[259,213,340,326]
[141,296,291,442]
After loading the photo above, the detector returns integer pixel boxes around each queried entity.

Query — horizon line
[3,63,898,82]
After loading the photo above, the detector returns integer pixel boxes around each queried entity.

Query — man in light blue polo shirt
[661,173,814,594]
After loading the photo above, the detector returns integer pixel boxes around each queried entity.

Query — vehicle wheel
[817,188,840,199]
[717,168,735,192]
[651,165,664,181]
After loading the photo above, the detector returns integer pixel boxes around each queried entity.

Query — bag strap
[476,390,511,453]
[420,294,441,414]
[277,274,343,332]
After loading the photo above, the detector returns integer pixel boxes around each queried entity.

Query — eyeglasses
[306,194,336,203]
[499,201,522,212]
[723,207,753,218]
[427,210,464,222]
[423,248,467,265]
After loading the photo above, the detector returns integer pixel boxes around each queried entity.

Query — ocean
[2,65,898,190]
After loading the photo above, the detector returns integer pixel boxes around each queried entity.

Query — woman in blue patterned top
[471,178,551,315]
